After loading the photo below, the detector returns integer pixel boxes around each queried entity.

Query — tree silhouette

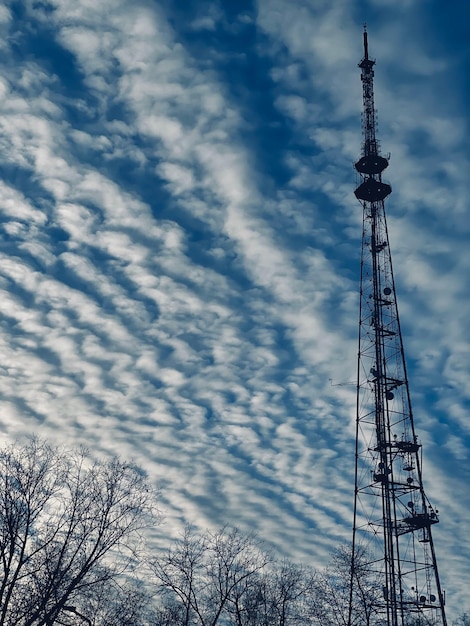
[150,526,270,626]
[1,438,466,626]
[0,437,159,626]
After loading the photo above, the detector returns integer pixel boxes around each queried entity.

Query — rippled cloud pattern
[0,0,468,616]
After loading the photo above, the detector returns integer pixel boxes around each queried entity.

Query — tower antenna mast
[348,26,448,626]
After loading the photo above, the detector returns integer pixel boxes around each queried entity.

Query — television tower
[348,27,447,626]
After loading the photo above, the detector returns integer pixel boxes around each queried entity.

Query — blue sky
[0,0,468,617]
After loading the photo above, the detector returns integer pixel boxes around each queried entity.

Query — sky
[0,0,468,617]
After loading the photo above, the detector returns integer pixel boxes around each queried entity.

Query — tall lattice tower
[348,28,447,626]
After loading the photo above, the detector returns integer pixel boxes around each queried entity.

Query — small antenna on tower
[363,23,369,60]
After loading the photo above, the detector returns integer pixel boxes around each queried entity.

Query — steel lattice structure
[348,28,447,626]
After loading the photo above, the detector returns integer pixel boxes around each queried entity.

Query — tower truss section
[348,28,447,626]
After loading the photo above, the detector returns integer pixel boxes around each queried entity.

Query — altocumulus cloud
[0,0,468,617]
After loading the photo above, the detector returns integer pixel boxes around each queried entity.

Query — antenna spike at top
[363,23,369,60]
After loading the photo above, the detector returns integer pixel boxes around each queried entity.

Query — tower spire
[363,23,369,60]
[348,30,448,626]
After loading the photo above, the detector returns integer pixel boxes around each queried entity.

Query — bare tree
[266,560,317,626]
[150,527,326,626]
[307,544,384,626]
[225,559,317,626]
[151,525,208,625]
[453,614,470,626]
[64,576,155,626]
[0,437,159,626]
[150,526,270,626]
